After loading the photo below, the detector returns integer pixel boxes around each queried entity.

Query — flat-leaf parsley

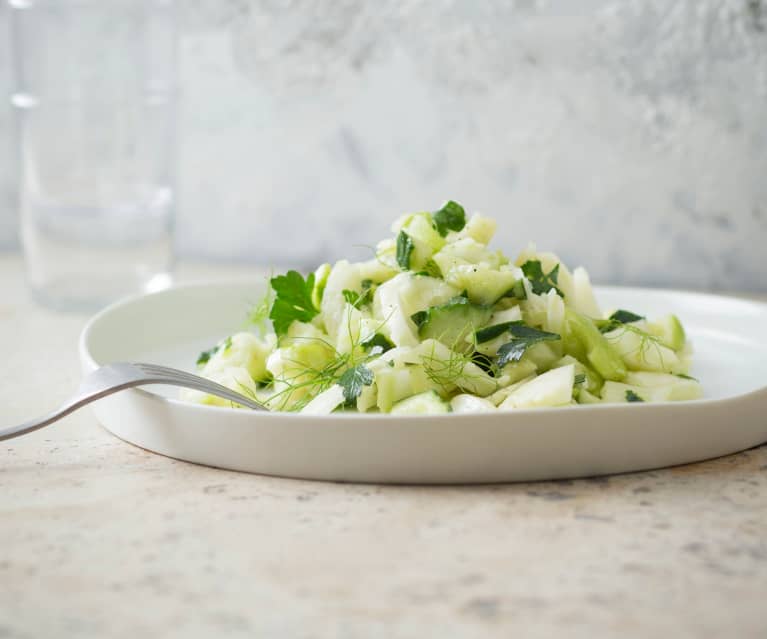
[269,270,319,337]
[521,260,563,297]
[338,364,374,404]
[497,325,561,367]
[433,200,467,237]
[396,231,415,270]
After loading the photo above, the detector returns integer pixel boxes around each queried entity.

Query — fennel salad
[182,201,700,415]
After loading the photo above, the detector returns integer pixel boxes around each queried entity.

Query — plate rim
[78,280,767,420]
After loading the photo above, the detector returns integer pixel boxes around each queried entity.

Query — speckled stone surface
[1,256,766,638]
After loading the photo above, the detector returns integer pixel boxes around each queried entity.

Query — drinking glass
[8,0,177,310]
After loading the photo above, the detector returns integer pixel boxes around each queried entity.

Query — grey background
[1,0,766,291]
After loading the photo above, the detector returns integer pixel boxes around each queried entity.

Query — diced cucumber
[457,213,497,245]
[647,314,686,351]
[264,323,338,410]
[587,339,629,379]
[571,266,601,318]
[489,306,523,325]
[494,359,539,387]
[522,341,562,372]
[600,377,702,403]
[373,273,460,348]
[554,354,603,395]
[391,390,451,415]
[375,365,437,413]
[488,375,537,406]
[356,381,378,413]
[663,378,702,400]
[452,360,499,397]
[201,331,276,385]
[415,339,498,397]
[444,264,518,305]
[498,364,575,410]
[393,273,460,316]
[492,296,519,312]
[415,296,492,353]
[311,263,332,310]
[320,260,363,338]
[520,288,546,328]
[600,383,647,403]
[405,212,446,249]
[603,326,683,374]
[374,238,398,271]
[545,288,566,334]
[401,213,447,270]
[624,371,702,400]
[577,389,602,404]
[433,237,504,272]
[390,213,415,233]
[624,371,687,387]
[560,319,587,362]
[675,341,694,376]
[182,366,258,408]
[300,385,346,415]
[450,394,496,413]
[564,309,627,381]
[521,288,565,334]
[357,258,399,285]
[333,305,371,356]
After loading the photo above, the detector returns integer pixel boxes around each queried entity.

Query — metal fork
[0,362,268,442]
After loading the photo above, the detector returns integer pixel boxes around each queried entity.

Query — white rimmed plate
[79,282,767,484]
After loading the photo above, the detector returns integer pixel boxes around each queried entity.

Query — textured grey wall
[1,1,766,291]
[0,5,13,250]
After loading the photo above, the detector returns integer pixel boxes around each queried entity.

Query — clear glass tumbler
[9,0,177,310]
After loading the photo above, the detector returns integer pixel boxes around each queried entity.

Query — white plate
[79,282,767,484]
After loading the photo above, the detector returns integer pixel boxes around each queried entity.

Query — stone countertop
[1,254,766,639]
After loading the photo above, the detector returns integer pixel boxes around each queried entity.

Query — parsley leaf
[496,325,561,368]
[414,259,442,279]
[598,309,645,333]
[338,364,374,404]
[196,346,217,366]
[410,310,429,328]
[609,309,644,324]
[342,279,375,309]
[360,333,394,353]
[475,320,523,344]
[269,270,319,336]
[470,352,495,376]
[625,389,645,403]
[433,200,467,236]
[521,260,563,297]
[396,231,415,270]
[196,336,232,366]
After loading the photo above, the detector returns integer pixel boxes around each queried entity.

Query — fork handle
[1,406,80,442]
[0,381,143,442]
[0,377,263,442]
